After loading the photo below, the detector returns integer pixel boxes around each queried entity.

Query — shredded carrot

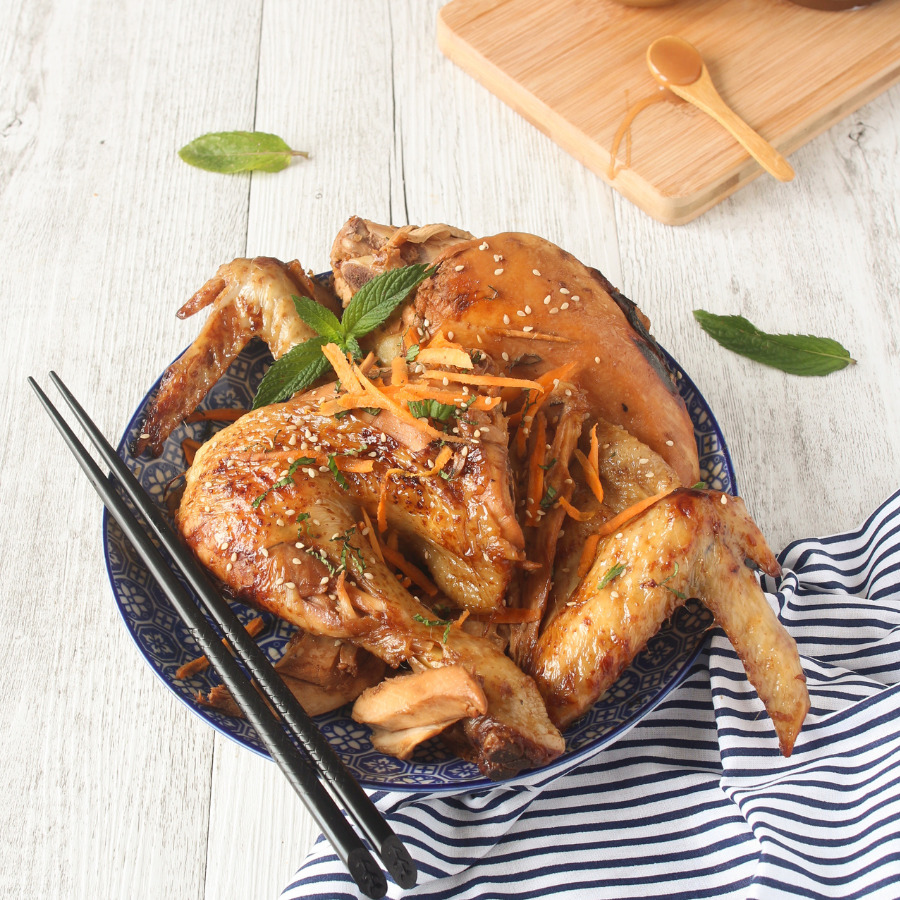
[360,509,384,564]
[184,408,245,423]
[589,423,600,475]
[181,438,201,466]
[421,370,544,391]
[322,343,364,393]
[525,413,547,525]
[577,534,602,579]
[416,347,473,369]
[390,355,408,386]
[336,458,375,474]
[381,545,438,596]
[558,495,596,522]
[358,351,376,375]
[381,383,500,410]
[594,488,673,539]
[470,607,542,624]
[574,448,605,504]
[510,362,578,454]
[175,616,264,680]
[452,609,470,630]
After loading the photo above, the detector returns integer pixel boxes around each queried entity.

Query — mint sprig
[693,310,855,376]
[178,131,309,174]
[252,263,436,409]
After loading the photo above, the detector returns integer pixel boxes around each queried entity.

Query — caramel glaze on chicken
[134,218,811,774]
[177,387,564,779]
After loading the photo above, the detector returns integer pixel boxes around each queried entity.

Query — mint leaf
[341,264,435,338]
[540,485,558,510]
[292,295,343,342]
[693,310,855,376]
[405,344,420,362]
[408,399,456,422]
[178,131,308,174]
[252,336,330,409]
[327,453,349,490]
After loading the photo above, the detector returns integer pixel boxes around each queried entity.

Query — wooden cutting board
[438,0,900,224]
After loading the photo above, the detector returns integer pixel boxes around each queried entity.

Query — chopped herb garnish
[413,613,453,643]
[405,344,420,362]
[689,481,708,490]
[540,485,558,510]
[334,527,366,573]
[327,453,349,490]
[539,457,558,472]
[362,407,381,417]
[597,563,626,590]
[408,398,457,423]
[251,456,315,508]
[308,548,337,576]
[439,469,454,481]
[660,562,687,599]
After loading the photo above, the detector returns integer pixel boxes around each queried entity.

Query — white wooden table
[2,2,898,898]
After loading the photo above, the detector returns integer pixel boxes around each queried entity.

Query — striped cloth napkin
[282,489,900,900]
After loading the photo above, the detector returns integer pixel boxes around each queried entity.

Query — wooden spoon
[646,36,795,182]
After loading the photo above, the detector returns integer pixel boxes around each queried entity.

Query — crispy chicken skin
[135,257,340,456]
[531,489,809,756]
[177,394,564,779]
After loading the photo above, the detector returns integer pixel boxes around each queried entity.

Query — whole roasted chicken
[137,218,809,779]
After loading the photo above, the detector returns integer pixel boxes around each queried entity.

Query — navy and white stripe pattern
[282,489,900,899]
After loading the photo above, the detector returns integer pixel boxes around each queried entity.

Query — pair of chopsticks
[29,373,416,899]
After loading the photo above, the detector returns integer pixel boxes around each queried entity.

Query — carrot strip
[577,534,602,579]
[322,343,364,393]
[594,488,673,539]
[336,458,375,473]
[381,545,438,596]
[358,352,376,375]
[421,370,544,391]
[574,448,605,504]
[181,438,201,466]
[589,423,600,475]
[558,495,596,522]
[184,408,246,423]
[390,356,408,386]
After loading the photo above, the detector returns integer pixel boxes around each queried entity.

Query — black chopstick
[30,374,417,897]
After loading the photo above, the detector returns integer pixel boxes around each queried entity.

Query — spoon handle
[672,72,795,182]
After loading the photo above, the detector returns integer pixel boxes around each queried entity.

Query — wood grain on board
[438,0,900,223]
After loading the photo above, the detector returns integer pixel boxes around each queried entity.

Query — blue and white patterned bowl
[103,338,734,793]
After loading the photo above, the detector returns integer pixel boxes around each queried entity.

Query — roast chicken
[136,217,809,778]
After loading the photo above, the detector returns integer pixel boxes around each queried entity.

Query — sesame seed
[616,532,623,539]
[666,440,674,446]
[721,494,728,505]
[417,327,424,337]
[140,432,150,440]
[493,254,503,262]
[522,325,534,332]
[364,572,375,580]
[276,518,285,526]
[561,302,569,310]
[503,314,510,325]
[524,305,532,314]
[494,268,504,276]
[284,582,295,590]
[549,307,559,315]
[226,563,233,572]
[610,590,619,599]
[516,310,526,318]
[261,548,269,557]
[473,429,481,438]
[543,294,551,305]
[638,458,649,465]
[560,287,570,295]
[318,466,329,473]
[476,334,483,344]
[533,269,541,276]
[447,331,454,340]
[320,576,329,586]
[230,552,237,562]
[295,542,304,549]
[288,433,297,445]
[594,356,600,364]
[423,318,431,328]
[219,542,228,550]
[565,389,572,397]
[454,264,464,272]
[292,557,302,565]
[479,242,489,250]
[501,351,509,361]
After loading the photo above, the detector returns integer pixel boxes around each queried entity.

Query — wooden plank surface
[438,0,900,223]
[1,1,899,898]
